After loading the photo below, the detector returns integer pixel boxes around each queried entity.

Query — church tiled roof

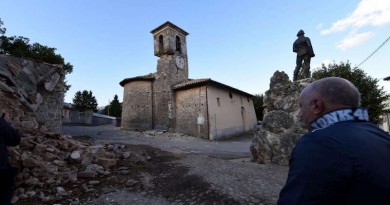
[173,78,211,89]
[173,78,253,97]
[119,74,155,87]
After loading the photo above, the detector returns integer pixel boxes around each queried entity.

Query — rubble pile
[7,132,143,204]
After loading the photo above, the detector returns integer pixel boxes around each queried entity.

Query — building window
[217,98,221,107]
[229,92,233,99]
[176,36,182,53]
[240,97,243,104]
[159,35,164,52]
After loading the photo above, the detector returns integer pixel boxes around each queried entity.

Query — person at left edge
[0,112,21,205]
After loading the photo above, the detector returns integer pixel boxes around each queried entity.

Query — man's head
[298,77,361,127]
[297,30,305,37]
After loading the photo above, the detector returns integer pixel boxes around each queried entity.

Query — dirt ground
[15,126,289,205]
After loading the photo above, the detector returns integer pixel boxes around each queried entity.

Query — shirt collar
[310,107,369,130]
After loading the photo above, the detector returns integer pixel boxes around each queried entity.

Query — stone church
[120,22,257,140]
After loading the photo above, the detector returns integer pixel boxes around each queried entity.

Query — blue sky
[2,0,390,106]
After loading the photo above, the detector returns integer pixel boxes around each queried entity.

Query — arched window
[176,36,182,53]
[159,35,164,52]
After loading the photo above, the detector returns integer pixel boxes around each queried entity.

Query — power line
[357,35,390,68]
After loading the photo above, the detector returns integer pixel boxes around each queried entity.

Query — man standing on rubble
[0,112,21,204]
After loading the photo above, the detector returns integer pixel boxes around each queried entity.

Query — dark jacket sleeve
[0,118,21,146]
[305,37,315,57]
[277,133,352,205]
[293,40,298,53]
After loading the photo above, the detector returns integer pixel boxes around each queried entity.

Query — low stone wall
[0,55,64,133]
[68,110,93,125]
[92,113,116,125]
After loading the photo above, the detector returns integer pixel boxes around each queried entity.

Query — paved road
[62,124,253,159]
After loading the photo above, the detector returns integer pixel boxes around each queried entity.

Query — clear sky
[2,0,390,107]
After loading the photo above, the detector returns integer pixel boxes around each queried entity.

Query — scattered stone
[122,151,131,158]
[126,179,138,187]
[69,150,82,164]
[77,171,97,178]
[85,164,105,174]
[95,158,117,169]
[56,187,67,196]
[22,157,42,168]
[53,159,67,167]
[88,180,100,185]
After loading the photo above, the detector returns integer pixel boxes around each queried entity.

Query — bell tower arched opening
[158,35,164,53]
[176,36,182,53]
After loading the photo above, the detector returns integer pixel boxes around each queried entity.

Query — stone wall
[250,71,311,165]
[153,55,187,130]
[175,86,209,139]
[35,77,64,133]
[0,91,37,132]
[92,115,116,125]
[121,81,153,130]
[0,55,64,133]
[69,110,94,125]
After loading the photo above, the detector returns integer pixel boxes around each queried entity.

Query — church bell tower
[151,21,189,83]
[150,22,189,130]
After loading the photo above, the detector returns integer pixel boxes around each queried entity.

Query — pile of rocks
[8,132,143,204]
[250,71,312,165]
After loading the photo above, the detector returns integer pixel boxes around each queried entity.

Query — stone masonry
[0,54,64,133]
[121,79,154,130]
[174,86,209,139]
[250,71,312,165]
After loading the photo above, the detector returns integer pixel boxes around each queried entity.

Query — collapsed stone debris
[8,131,150,204]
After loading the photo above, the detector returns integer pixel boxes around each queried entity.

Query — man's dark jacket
[293,35,314,57]
[278,108,390,205]
[0,117,21,204]
[0,118,20,175]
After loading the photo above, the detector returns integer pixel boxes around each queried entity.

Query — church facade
[120,22,257,140]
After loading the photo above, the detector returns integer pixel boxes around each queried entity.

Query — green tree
[0,18,6,35]
[253,94,264,121]
[104,95,122,117]
[72,90,98,112]
[0,18,73,92]
[312,61,390,124]
[2,36,31,57]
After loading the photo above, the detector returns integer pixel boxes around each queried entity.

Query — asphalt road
[62,124,253,159]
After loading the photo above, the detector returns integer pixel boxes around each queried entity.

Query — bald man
[277,77,390,205]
